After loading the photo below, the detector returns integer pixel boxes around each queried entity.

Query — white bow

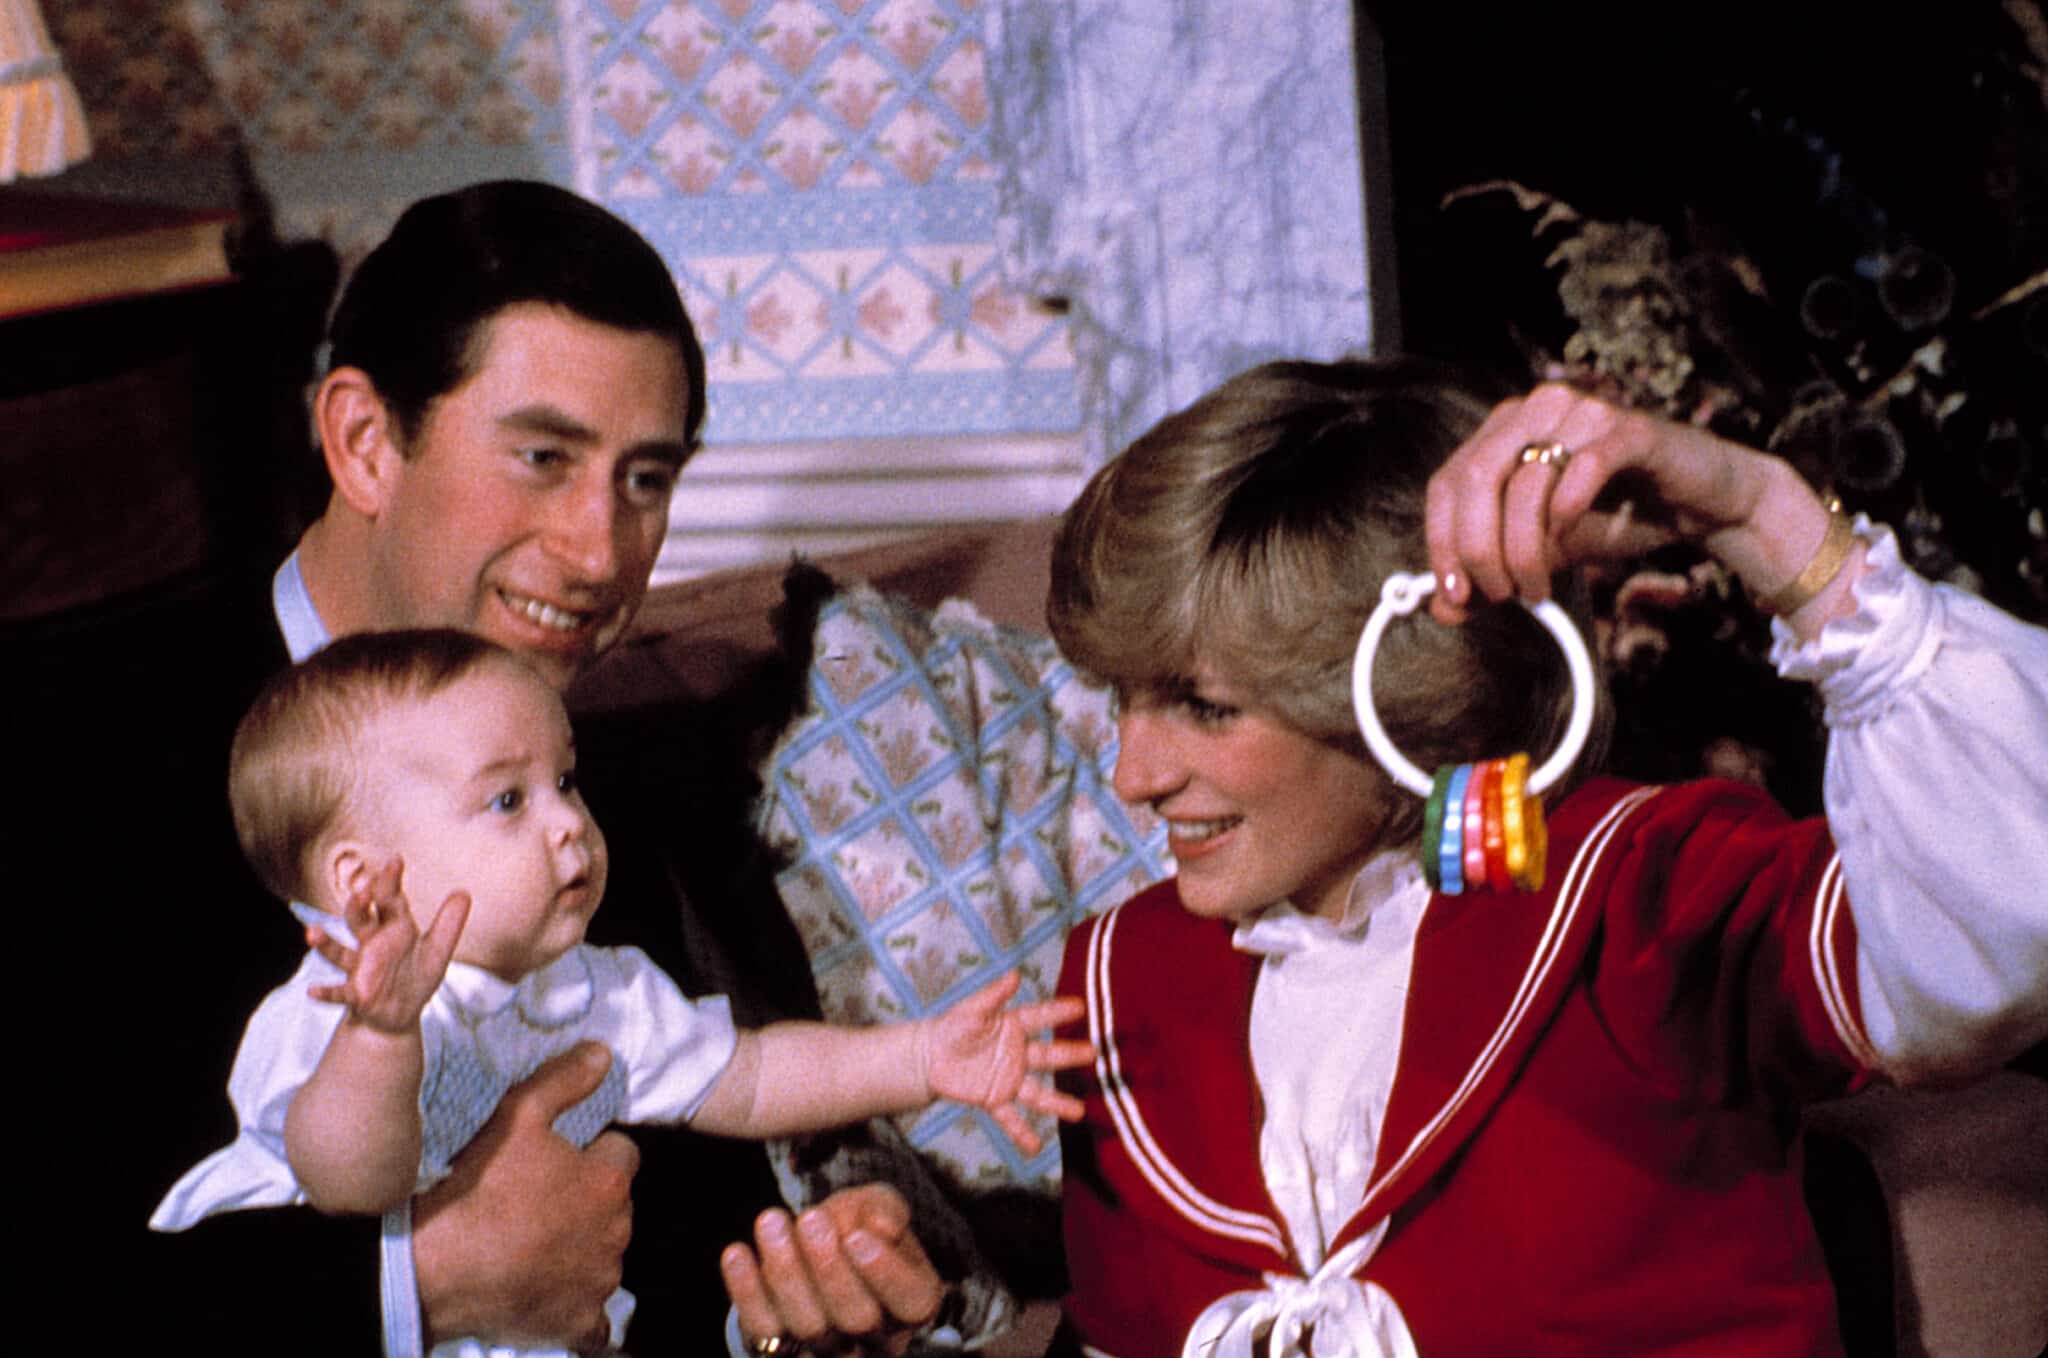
[1181,1237,1417,1358]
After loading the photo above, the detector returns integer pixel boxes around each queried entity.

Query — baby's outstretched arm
[691,972,1090,1152]
[285,857,470,1214]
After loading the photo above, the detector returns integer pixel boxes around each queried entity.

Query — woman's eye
[1186,696,1237,726]
[491,788,525,814]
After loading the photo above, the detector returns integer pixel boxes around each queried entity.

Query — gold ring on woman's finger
[1516,440,1571,469]
[748,1335,800,1357]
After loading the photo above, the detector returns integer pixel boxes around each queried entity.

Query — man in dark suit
[28,180,942,1354]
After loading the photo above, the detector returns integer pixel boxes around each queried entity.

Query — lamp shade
[0,0,90,181]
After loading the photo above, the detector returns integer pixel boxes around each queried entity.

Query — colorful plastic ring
[1438,763,1471,894]
[1501,752,1531,883]
[1420,764,1453,891]
[1516,792,1549,890]
[1461,762,1488,887]
[1480,759,1512,892]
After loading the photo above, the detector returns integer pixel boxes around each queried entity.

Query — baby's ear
[323,841,376,910]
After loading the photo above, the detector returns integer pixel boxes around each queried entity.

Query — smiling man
[295,200,700,694]
[98,181,947,1356]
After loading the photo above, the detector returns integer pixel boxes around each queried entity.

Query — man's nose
[544,478,624,582]
[1111,710,1182,806]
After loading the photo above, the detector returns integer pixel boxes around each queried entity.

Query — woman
[1043,358,2048,1357]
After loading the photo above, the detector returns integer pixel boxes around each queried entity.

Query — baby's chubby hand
[917,971,1091,1153]
[307,856,470,1035]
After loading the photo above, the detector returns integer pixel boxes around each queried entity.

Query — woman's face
[1112,667,1391,923]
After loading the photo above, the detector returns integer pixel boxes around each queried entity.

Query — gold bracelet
[1765,499,1855,615]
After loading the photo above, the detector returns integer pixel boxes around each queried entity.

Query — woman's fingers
[1429,383,1693,620]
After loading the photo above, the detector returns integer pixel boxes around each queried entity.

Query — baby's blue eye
[491,787,526,814]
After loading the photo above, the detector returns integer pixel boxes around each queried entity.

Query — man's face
[364,303,691,691]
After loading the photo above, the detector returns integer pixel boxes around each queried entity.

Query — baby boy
[151,628,1087,1355]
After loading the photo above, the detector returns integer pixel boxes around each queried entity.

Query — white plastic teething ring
[1350,572,1596,798]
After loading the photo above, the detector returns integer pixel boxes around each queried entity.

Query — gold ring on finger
[748,1335,800,1357]
[1516,440,1571,470]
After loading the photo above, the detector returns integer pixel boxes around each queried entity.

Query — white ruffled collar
[1233,852,1425,959]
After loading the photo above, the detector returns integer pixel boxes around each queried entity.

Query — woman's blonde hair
[1048,357,1610,847]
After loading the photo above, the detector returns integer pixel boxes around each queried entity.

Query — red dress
[1056,777,1877,1357]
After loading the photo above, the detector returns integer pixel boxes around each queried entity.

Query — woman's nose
[1112,710,1182,806]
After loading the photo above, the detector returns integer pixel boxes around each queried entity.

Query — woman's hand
[721,1184,943,1357]
[1424,382,1863,640]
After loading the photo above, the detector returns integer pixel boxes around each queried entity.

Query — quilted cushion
[755,583,1171,1191]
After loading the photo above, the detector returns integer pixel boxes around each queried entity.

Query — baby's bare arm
[690,973,1089,1150]
[286,858,469,1214]
[689,1021,925,1139]
[286,1017,429,1213]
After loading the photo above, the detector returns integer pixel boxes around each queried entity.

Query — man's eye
[622,462,679,504]
[491,788,526,814]
[517,446,568,470]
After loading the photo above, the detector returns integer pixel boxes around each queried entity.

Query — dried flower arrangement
[1433,17,2047,809]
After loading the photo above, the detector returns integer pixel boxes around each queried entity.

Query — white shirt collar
[1232,851,1425,958]
[271,547,330,662]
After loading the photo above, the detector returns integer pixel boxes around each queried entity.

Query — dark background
[1371,1,2044,384]
[1358,0,2047,814]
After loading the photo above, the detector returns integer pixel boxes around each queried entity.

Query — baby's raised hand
[920,971,1091,1153]
[307,856,470,1035]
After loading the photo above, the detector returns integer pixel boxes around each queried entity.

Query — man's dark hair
[327,179,707,450]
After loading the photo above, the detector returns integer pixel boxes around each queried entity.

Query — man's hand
[306,857,468,1034]
[721,1184,943,1357]
[413,1042,639,1352]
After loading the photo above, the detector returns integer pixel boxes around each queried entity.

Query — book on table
[0,189,234,318]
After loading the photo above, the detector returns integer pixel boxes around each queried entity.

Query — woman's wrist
[1700,455,1859,628]
[1761,498,1855,616]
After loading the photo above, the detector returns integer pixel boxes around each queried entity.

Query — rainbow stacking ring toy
[1351,572,1596,894]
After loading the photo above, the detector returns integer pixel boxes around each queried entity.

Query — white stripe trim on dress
[1350,787,1658,1225]
[1807,853,1881,1070]
[1088,906,1290,1258]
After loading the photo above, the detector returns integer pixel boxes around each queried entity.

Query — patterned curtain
[0,0,89,180]
[987,0,1379,465]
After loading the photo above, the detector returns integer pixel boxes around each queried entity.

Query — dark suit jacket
[16,559,803,1353]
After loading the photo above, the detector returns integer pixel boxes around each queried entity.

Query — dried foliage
[1436,21,2047,806]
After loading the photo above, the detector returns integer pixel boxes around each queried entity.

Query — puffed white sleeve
[148,951,345,1228]
[1772,520,2048,1082]
[592,945,741,1124]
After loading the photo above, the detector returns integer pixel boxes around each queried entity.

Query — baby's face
[350,658,607,980]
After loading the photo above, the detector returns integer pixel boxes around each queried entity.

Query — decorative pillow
[755,583,1171,1192]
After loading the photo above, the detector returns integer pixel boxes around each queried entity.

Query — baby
[151,628,1088,1355]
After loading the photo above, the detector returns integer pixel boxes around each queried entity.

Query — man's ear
[313,367,404,519]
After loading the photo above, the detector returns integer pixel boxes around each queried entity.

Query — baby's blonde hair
[229,629,517,903]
